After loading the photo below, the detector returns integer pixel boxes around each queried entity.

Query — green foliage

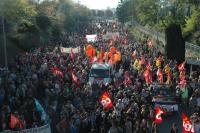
[0,0,92,51]
[0,0,37,23]
[36,15,52,31]
[116,0,131,24]
[105,9,114,18]
[134,0,157,26]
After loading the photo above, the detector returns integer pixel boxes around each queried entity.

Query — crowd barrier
[1,124,51,133]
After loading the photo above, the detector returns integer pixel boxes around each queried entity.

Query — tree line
[116,0,200,46]
[0,0,92,50]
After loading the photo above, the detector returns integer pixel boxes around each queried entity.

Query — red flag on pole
[70,49,75,60]
[157,69,163,84]
[154,106,165,124]
[51,67,64,78]
[72,72,80,86]
[123,38,127,45]
[182,113,195,133]
[100,91,113,109]
[180,71,186,81]
[98,48,104,63]
[10,114,24,129]
[143,69,152,85]
[178,61,186,71]
[109,39,114,46]
[124,71,132,85]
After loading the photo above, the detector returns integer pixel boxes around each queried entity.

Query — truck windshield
[90,69,110,78]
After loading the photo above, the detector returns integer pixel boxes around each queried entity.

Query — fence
[1,124,51,133]
[132,22,200,60]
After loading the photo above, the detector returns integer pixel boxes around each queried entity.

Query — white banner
[102,32,119,40]
[60,47,80,53]
[86,34,97,42]
[2,124,51,133]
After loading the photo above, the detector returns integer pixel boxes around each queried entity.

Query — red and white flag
[143,69,152,85]
[123,38,127,45]
[157,69,163,84]
[51,67,64,78]
[109,39,114,45]
[132,49,137,57]
[100,92,113,109]
[178,61,186,71]
[154,106,165,124]
[124,71,132,85]
[72,72,80,86]
[182,113,195,133]
[70,49,75,60]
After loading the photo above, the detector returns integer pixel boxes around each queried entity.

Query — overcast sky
[73,0,120,9]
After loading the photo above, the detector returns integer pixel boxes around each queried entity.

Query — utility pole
[78,0,80,33]
[2,16,8,70]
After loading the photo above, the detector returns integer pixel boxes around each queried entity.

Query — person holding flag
[157,68,163,84]
[154,106,166,124]
[182,113,195,133]
[100,91,113,109]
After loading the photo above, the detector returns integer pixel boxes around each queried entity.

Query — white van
[89,63,112,86]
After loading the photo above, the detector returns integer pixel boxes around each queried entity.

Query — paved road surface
[158,105,191,133]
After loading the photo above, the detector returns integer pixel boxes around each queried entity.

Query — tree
[105,9,114,18]
[97,10,105,17]
[116,0,131,24]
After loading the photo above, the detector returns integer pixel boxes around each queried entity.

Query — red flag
[90,56,98,63]
[157,69,163,84]
[70,49,75,60]
[116,34,120,42]
[182,113,195,133]
[143,69,152,85]
[10,114,24,129]
[100,92,113,109]
[124,71,132,85]
[72,72,80,86]
[178,61,186,71]
[154,106,165,124]
[123,38,127,45]
[146,61,151,70]
[166,71,173,85]
[179,79,187,88]
[132,49,137,57]
[140,55,145,65]
[109,39,114,45]
[98,48,104,63]
[51,67,64,78]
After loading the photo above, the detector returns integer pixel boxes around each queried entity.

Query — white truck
[89,63,112,86]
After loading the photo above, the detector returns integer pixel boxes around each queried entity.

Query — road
[158,105,191,133]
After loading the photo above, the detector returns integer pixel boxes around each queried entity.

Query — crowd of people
[0,21,200,133]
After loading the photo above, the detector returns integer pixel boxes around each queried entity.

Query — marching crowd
[0,21,200,133]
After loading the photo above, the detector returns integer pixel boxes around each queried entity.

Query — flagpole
[2,16,8,70]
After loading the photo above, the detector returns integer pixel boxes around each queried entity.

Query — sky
[73,0,120,10]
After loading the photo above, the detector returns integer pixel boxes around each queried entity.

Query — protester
[0,21,199,133]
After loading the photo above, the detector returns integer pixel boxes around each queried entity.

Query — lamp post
[2,16,8,70]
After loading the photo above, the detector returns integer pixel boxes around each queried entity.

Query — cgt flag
[178,61,186,72]
[100,91,113,109]
[155,106,165,124]
[51,67,64,78]
[182,113,195,133]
